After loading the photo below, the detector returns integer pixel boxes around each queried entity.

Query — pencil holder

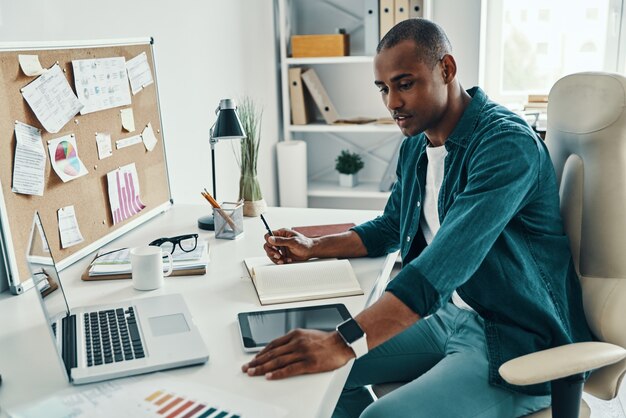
[214,202,244,240]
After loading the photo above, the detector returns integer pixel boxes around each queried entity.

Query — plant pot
[243,198,267,217]
[339,173,358,187]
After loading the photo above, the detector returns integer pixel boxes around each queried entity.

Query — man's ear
[440,54,457,84]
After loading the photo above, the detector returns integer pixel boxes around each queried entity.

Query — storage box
[291,34,349,58]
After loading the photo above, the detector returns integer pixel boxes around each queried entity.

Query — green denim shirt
[353,87,592,395]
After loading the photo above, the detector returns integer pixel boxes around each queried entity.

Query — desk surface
[0,205,395,418]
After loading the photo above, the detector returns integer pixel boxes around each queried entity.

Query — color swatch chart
[143,389,240,418]
[10,375,286,418]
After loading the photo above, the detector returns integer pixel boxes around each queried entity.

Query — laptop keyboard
[84,306,145,367]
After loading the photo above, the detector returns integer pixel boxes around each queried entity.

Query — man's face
[374,40,448,137]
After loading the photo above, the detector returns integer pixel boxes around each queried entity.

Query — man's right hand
[264,228,315,264]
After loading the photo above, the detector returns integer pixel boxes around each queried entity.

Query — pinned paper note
[21,64,84,133]
[120,108,135,132]
[72,57,132,115]
[107,163,146,225]
[116,134,142,149]
[47,134,89,182]
[141,123,158,152]
[18,54,47,76]
[126,52,154,95]
[57,205,84,248]
[95,132,112,159]
[12,121,46,196]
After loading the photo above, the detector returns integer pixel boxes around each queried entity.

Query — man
[242,19,592,417]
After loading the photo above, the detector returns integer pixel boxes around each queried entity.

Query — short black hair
[377,18,452,68]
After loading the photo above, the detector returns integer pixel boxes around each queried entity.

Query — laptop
[26,212,209,385]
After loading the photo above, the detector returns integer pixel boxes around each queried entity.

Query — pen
[260,214,284,257]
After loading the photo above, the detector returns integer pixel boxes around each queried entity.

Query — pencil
[200,190,238,231]
[202,188,221,208]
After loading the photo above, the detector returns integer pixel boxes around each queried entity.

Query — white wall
[0,0,280,206]
[431,0,482,88]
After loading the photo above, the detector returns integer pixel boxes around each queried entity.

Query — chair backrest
[546,72,626,400]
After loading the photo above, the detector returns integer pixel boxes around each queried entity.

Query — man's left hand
[241,329,355,379]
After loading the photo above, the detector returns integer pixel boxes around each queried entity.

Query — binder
[379,0,395,39]
[394,0,409,24]
[288,67,310,125]
[409,0,424,18]
[300,68,340,124]
[364,0,379,56]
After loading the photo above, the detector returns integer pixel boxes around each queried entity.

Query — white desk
[0,205,396,418]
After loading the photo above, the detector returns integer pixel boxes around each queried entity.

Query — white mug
[130,246,173,290]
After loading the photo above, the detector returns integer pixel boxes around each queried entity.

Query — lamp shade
[212,99,246,140]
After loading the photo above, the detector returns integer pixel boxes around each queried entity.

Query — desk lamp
[197,99,246,230]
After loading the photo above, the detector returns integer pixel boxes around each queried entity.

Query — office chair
[373,72,626,417]
[498,72,626,417]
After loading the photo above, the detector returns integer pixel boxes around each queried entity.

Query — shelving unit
[276,0,430,210]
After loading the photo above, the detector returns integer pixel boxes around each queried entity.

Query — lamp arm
[211,146,217,200]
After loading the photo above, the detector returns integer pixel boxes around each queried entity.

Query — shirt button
[406,236,411,242]
[416,201,421,208]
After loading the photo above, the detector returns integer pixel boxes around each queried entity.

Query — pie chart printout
[46,134,89,182]
[54,140,81,177]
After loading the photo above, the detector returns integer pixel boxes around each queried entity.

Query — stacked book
[82,241,210,281]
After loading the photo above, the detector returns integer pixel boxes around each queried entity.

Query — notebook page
[254,259,360,297]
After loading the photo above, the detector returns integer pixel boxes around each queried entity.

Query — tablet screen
[238,304,351,351]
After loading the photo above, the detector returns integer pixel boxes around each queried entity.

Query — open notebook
[243,257,363,305]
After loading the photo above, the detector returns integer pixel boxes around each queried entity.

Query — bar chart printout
[9,375,287,418]
[106,162,146,225]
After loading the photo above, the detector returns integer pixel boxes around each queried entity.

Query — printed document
[58,205,84,248]
[21,63,84,133]
[106,163,146,225]
[72,57,132,115]
[116,134,142,149]
[126,51,154,95]
[9,374,286,418]
[47,134,88,183]
[12,121,46,196]
[95,132,112,159]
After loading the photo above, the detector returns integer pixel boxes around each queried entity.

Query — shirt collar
[445,86,488,149]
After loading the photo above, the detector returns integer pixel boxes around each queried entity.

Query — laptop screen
[25,212,72,378]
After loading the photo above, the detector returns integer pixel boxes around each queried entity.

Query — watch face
[338,318,364,343]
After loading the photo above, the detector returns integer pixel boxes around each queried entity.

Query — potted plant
[236,96,266,217]
[335,149,364,187]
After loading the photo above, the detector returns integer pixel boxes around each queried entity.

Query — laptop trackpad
[148,313,190,337]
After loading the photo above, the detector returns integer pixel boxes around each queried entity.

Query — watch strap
[349,331,368,359]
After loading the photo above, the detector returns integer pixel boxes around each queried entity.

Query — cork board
[0,39,171,292]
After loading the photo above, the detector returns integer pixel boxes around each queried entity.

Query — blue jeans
[333,303,551,418]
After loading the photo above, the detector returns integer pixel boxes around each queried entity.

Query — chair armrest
[499,342,626,386]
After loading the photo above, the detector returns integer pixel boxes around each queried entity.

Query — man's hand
[264,228,314,264]
[241,329,354,380]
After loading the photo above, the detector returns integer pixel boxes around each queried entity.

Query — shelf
[286,56,374,65]
[289,123,401,133]
[308,181,391,199]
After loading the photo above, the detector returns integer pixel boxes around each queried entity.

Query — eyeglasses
[149,234,198,254]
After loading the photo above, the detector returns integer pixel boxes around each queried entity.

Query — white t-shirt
[420,144,475,312]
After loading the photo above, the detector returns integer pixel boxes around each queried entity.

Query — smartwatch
[336,317,368,359]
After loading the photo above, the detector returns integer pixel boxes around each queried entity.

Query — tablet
[237,303,351,352]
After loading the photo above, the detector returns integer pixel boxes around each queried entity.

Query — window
[480,0,624,106]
